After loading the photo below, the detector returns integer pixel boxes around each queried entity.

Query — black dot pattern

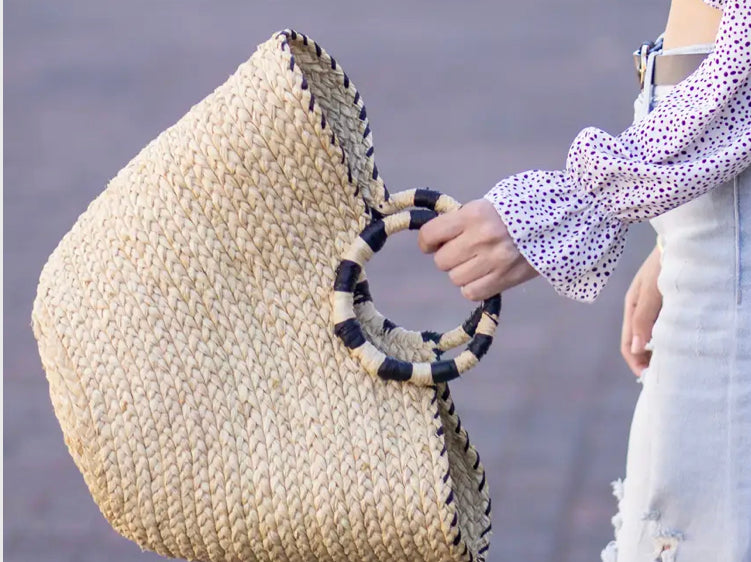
[485,0,750,302]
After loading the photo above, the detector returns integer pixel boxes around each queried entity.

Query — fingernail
[631,335,643,354]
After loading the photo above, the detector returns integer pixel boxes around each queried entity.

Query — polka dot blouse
[484,0,750,302]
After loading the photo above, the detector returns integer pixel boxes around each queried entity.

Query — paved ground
[5,1,670,560]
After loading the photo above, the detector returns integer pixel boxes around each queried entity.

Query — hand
[417,198,538,301]
[621,245,662,377]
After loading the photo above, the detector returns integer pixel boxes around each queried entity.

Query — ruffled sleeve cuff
[484,170,628,302]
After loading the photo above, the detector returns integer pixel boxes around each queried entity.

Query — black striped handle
[333,188,501,385]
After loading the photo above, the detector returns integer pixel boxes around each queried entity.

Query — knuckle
[467,204,490,225]
[464,200,483,216]
[480,223,501,243]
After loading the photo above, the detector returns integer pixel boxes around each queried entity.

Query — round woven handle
[333,188,501,386]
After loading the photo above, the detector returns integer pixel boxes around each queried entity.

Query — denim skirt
[602,44,751,562]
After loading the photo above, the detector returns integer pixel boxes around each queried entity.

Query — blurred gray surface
[5,1,669,561]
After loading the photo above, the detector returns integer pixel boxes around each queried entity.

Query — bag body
[32,29,492,562]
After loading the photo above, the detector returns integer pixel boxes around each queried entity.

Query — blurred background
[5,1,669,560]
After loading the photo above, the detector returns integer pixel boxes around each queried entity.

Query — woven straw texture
[31,30,492,562]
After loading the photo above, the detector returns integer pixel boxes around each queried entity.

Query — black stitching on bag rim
[283,20,492,529]
[276,30,493,556]
[478,471,486,491]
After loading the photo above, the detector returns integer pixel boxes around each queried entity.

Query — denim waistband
[635,33,716,113]
[660,42,715,56]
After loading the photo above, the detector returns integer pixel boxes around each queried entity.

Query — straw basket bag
[32,30,502,562]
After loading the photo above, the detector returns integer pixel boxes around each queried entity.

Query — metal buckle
[635,37,664,90]
[637,41,653,89]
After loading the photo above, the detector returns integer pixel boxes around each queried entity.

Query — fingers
[447,255,492,287]
[630,320,652,359]
[460,271,499,302]
[621,284,644,377]
[620,244,665,377]
[417,198,538,300]
[628,283,662,374]
[632,279,661,348]
[620,283,636,357]
[434,237,477,272]
[624,347,651,378]
[418,210,465,254]
[460,260,537,301]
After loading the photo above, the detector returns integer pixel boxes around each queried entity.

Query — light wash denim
[602,41,751,562]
